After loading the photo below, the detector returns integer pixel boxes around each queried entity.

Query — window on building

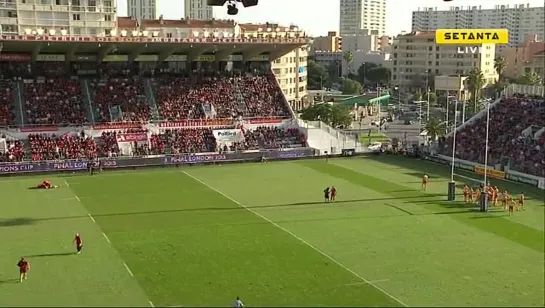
[104,15,111,21]
[72,14,80,20]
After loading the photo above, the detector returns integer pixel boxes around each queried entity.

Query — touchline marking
[64,180,70,187]
[123,262,134,277]
[346,279,390,286]
[87,213,96,223]
[75,195,81,202]
[102,232,111,243]
[148,301,155,307]
[181,171,408,307]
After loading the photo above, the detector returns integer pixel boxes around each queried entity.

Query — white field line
[64,180,70,187]
[181,171,408,307]
[87,213,96,223]
[123,262,134,277]
[148,301,155,307]
[101,232,111,243]
[345,278,390,286]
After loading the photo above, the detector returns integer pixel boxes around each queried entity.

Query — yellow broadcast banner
[473,167,506,180]
[435,29,509,45]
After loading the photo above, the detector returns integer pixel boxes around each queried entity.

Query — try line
[181,170,408,307]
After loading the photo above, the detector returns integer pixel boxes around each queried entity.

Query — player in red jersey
[37,179,59,189]
[17,257,30,282]
[329,186,337,202]
[73,233,83,254]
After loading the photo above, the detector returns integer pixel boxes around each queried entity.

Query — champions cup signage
[435,29,509,45]
[213,129,244,142]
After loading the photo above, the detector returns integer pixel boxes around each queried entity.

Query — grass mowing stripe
[181,170,409,307]
[300,160,545,253]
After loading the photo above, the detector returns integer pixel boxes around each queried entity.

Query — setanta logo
[435,29,509,45]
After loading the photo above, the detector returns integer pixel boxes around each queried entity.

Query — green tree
[466,68,486,112]
[494,56,507,80]
[424,118,446,141]
[299,103,352,128]
[326,61,341,83]
[343,51,354,76]
[340,77,362,95]
[411,91,423,101]
[366,67,391,85]
[357,62,378,85]
[330,104,353,128]
[307,59,329,90]
[300,103,332,124]
[427,92,437,104]
[515,73,542,85]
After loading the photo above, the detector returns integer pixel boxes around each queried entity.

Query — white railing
[502,84,545,97]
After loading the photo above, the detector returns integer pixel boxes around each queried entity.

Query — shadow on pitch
[0,217,34,227]
[26,252,75,257]
[0,278,19,284]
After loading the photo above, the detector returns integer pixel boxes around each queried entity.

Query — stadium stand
[1,139,25,162]
[28,133,97,161]
[23,79,87,125]
[150,128,217,154]
[0,80,15,126]
[440,95,545,177]
[90,77,151,122]
[237,74,291,117]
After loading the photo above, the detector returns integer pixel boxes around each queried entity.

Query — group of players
[463,184,525,216]
[323,186,337,202]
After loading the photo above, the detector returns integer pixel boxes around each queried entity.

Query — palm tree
[466,68,485,113]
[343,51,354,76]
[494,56,507,80]
[424,118,446,142]
[515,73,542,85]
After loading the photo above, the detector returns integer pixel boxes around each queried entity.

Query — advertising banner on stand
[213,129,244,142]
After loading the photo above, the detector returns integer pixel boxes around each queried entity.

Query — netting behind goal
[453,173,486,190]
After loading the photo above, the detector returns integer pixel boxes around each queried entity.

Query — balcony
[0,17,17,25]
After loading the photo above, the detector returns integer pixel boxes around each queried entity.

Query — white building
[411,4,545,48]
[184,0,213,20]
[339,0,386,36]
[127,0,157,20]
[0,0,117,36]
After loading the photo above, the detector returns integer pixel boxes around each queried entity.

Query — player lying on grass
[37,179,59,189]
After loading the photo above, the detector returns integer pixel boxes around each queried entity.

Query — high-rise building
[391,31,498,91]
[339,0,386,36]
[127,0,157,20]
[411,4,545,47]
[184,0,213,20]
[0,0,117,36]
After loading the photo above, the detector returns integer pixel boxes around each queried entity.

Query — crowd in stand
[237,75,291,117]
[226,127,306,151]
[27,133,97,161]
[0,140,25,162]
[0,80,15,126]
[24,79,87,125]
[150,128,217,154]
[440,95,545,177]
[90,78,151,122]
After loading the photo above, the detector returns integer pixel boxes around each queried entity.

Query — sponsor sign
[0,53,31,61]
[247,118,284,124]
[36,54,65,61]
[135,55,158,62]
[249,55,269,61]
[75,55,97,61]
[19,126,59,133]
[435,29,509,45]
[116,133,148,142]
[197,55,215,62]
[213,129,244,142]
[164,55,187,62]
[159,119,234,128]
[473,166,505,179]
[103,55,129,62]
[0,149,313,175]
[506,173,539,187]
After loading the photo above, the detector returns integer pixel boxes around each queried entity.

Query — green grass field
[360,131,391,145]
[1,156,543,307]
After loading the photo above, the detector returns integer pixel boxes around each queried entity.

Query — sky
[116,0,545,36]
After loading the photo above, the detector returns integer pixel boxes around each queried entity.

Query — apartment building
[184,0,213,20]
[0,0,116,36]
[499,34,544,79]
[521,49,545,81]
[339,0,386,36]
[392,31,498,90]
[127,0,157,20]
[311,31,342,52]
[411,4,545,48]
